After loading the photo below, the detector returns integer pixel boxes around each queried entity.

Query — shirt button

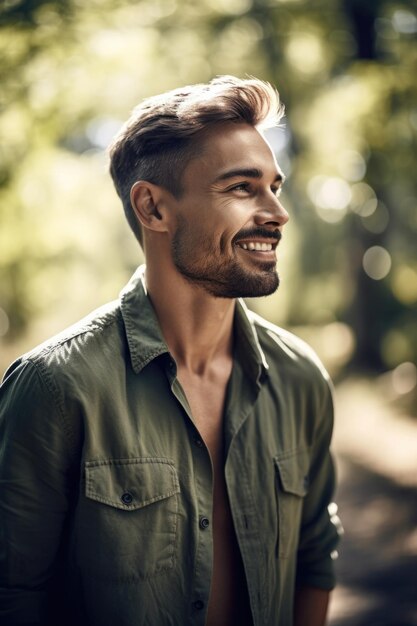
[199,516,210,530]
[192,600,204,611]
[194,437,204,448]
[121,492,133,505]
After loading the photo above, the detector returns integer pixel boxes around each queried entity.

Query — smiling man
[0,76,341,626]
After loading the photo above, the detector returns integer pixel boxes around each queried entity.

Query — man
[0,76,341,626]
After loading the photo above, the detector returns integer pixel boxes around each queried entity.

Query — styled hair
[108,75,284,244]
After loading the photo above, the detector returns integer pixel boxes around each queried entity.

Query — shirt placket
[188,435,214,625]
[166,358,214,626]
[224,360,268,626]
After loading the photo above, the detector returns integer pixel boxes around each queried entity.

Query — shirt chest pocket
[274,449,310,559]
[76,458,180,581]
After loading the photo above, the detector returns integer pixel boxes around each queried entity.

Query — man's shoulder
[248,309,331,384]
[3,299,123,382]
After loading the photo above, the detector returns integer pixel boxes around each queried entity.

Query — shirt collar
[234,298,269,386]
[120,265,170,373]
[120,265,269,382]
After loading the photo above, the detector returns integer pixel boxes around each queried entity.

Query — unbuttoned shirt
[0,266,341,626]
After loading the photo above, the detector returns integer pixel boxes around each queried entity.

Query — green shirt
[0,265,340,626]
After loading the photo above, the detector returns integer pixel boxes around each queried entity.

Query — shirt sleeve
[295,378,342,590]
[0,359,77,625]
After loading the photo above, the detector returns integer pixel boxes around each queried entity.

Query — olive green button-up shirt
[0,266,340,626]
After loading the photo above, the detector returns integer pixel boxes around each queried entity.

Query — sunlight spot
[391,265,417,304]
[363,246,391,280]
[328,502,338,516]
[286,33,326,75]
[361,202,389,234]
[308,176,351,223]
[392,362,417,395]
[309,176,352,210]
[349,182,377,216]
[337,150,366,182]
[358,197,378,217]
[392,9,417,34]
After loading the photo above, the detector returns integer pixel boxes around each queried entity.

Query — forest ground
[328,378,417,626]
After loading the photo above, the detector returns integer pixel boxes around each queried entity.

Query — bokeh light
[392,9,417,34]
[349,182,377,216]
[308,176,351,223]
[286,32,327,76]
[360,201,389,234]
[391,361,417,395]
[362,246,392,280]
[336,150,367,182]
[391,265,417,304]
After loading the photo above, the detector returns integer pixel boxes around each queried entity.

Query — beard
[171,217,280,298]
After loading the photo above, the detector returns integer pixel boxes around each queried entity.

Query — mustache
[233,228,282,243]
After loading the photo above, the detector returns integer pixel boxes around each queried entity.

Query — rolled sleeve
[295,379,342,590]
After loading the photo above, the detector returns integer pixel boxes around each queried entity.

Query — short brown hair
[108,75,284,244]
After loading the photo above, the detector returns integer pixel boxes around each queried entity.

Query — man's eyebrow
[213,167,285,184]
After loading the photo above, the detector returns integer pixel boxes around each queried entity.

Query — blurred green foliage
[1,0,417,398]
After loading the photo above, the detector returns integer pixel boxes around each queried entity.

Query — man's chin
[212,273,280,299]
[241,267,280,297]
[239,280,280,299]
[175,262,280,299]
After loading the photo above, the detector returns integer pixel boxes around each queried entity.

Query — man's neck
[145,265,235,375]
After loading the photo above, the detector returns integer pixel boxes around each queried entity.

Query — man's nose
[254,196,289,228]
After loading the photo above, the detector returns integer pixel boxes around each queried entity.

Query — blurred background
[1,0,416,623]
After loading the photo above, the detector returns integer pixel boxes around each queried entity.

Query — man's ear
[130,181,170,234]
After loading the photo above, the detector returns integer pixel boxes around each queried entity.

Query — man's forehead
[191,122,282,177]
[199,121,271,149]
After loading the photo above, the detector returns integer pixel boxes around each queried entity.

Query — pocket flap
[85,457,180,510]
[274,449,310,497]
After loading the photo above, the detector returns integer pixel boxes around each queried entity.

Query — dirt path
[327,379,417,626]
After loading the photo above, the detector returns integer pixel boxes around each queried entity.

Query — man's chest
[176,365,231,453]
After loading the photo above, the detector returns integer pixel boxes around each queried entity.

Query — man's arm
[0,359,77,625]
[295,377,342,610]
[294,586,330,626]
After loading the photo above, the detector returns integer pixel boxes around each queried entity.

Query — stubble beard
[171,220,280,299]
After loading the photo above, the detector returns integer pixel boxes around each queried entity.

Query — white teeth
[238,242,273,251]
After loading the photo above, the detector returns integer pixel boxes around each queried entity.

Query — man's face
[168,122,289,298]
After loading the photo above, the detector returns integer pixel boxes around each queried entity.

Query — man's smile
[233,228,281,259]
[235,241,276,251]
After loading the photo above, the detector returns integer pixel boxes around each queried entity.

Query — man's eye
[231,183,250,192]
[271,186,282,197]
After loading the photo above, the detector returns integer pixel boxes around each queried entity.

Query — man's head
[108,75,284,246]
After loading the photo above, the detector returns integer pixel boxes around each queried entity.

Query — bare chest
[178,372,227,453]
